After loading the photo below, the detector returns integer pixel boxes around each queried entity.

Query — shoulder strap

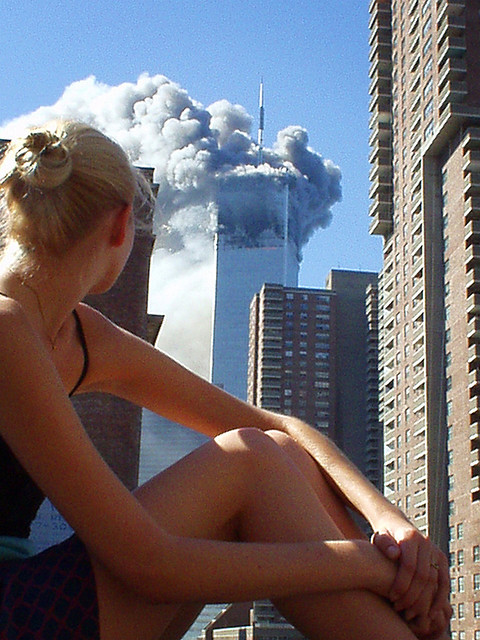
[69,309,90,396]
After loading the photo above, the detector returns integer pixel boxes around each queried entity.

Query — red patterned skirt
[0,535,99,639]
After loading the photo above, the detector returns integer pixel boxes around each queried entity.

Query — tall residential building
[247,270,380,488]
[368,0,480,635]
[211,179,299,400]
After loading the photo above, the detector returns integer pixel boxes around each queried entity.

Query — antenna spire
[257,78,265,165]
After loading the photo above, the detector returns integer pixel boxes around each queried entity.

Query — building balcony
[438,36,467,67]
[468,342,480,369]
[469,370,480,396]
[368,0,391,30]
[463,149,480,174]
[465,221,480,248]
[369,201,393,236]
[369,137,392,163]
[467,266,480,298]
[437,0,466,23]
[369,103,392,131]
[437,14,466,48]
[470,421,480,444]
[368,6,391,36]
[369,158,392,184]
[463,127,480,150]
[369,79,391,107]
[413,418,426,438]
[467,293,480,317]
[471,448,480,468]
[369,41,392,66]
[369,23,392,48]
[471,474,480,499]
[369,176,392,201]
[369,118,392,145]
[469,319,480,348]
[413,441,427,462]
[466,244,480,269]
[469,395,480,418]
[438,80,467,114]
[438,56,467,91]
[414,465,426,485]
[466,171,480,199]
[465,196,480,222]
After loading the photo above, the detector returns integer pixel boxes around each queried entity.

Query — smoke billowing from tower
[0,74,342,375]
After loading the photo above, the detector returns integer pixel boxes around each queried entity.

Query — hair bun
[15,130,73,189]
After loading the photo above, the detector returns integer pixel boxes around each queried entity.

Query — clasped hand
[372,523,452,639]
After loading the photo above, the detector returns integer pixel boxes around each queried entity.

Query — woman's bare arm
[0,302,396,605]
[78,305,450,621]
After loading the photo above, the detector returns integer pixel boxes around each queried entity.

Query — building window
[423,35,432,56]
[475,601,480,618]
[423,56,432,77]
[423,77,433,99]
[423,98,433,120]
[474,545,480,562]
[474,574,480,590]
[458,550,464,566]
[422,16,432,37]
[424,119,434,140]
[457,523,464,539]
[458,576,465,593]
[458,603,465,619]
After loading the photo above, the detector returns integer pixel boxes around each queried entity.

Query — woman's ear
[109,205,133,247]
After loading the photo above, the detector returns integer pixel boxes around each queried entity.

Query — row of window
[452,600,480,620]
[451,574,480,593]
[451,631,480,640]
[450,546,480,566]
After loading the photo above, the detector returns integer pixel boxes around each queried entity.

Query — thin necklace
[20,279,59,350]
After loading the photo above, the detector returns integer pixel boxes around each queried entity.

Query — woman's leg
[90,428,417,640]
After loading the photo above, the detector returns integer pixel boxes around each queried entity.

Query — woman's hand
[371,521,452,638]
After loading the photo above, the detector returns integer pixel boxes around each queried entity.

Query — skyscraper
[211,178,299,399]
[248,271,381,488]
[369,1,480,635]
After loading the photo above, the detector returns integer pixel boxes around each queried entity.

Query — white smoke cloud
[0,73,341,376]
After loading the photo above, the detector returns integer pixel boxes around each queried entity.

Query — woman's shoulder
[75,302,124,344]
[0,294,32,340]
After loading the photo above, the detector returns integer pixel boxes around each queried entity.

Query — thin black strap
[69,309,89,397]
[1,293,89,396]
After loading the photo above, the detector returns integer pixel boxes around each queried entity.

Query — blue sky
[1,0,382,288]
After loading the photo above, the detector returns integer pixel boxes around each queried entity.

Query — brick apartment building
[247,270,381,489]
[368,0,480,635]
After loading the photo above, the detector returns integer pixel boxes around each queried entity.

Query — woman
[0,121,451,640]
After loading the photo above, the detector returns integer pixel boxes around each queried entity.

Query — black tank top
[0,306,90,537]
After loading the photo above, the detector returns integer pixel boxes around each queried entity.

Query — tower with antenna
[257,79,265,165]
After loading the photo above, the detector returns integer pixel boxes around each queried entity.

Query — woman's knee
[265,429,321,481]
[214,426,281,457]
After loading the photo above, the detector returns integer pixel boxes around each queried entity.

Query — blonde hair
[0,120,137,258]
